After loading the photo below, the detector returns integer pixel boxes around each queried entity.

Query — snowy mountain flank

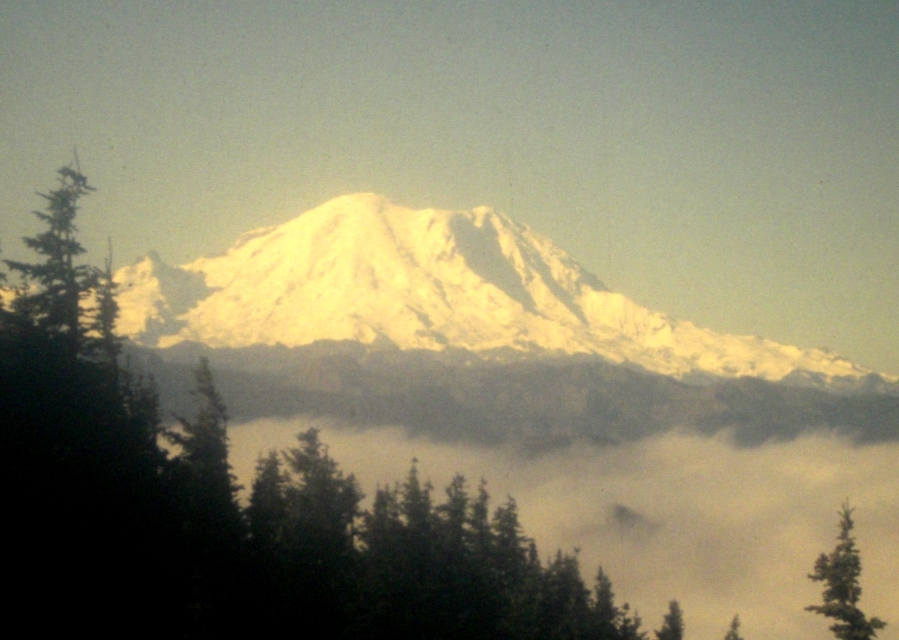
[115,193,877,385]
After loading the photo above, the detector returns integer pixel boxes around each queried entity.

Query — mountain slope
[115,193,878,384]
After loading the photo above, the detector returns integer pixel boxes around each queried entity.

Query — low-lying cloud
[229,419,898,640]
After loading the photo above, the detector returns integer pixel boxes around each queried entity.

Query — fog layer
[230,419,898,640]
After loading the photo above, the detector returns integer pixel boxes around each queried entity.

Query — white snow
[114,193,882,383]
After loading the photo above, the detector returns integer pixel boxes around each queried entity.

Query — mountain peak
[314,191,393,211]
[114,195,882,384]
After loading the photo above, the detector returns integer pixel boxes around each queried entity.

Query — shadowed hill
[127,342,899,448]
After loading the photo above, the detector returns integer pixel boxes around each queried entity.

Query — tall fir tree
[279,428,363,635]
[4,165,99,361]
[538,550,592,640]
[171,356,242,527]
[806,503,886,640]
[168,357,245,637]
[593,567,646,640]
[90,241,122,368]
[247,450,289,551]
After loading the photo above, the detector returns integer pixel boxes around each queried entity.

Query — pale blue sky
[2,1,897,374]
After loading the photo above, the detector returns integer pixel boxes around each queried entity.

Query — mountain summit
[115,194,874,384]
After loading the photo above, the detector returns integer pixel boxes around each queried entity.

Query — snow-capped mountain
[115,193,877,384]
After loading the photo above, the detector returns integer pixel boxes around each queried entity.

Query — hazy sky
[2,1,897,374]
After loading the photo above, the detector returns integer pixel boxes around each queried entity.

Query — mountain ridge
[113,193,887,387]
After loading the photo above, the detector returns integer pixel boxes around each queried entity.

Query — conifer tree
[435,473,500,640]
[401,458,434,537]
[539,551,592,640]
[617,603,648,640]
[356,483,407,637]
[90,243,121,368]
[436,473,469,550]
[806,503,886,640]
[361,483,403,553]
[5,165,99,361]
[172,356,242,525]
[167,357,245,638]
[491,493,545,639]
[723,614,744,640]
[593,567,640,640]
[469,477,493,556]
[592,568,648,640]
[655,601,684,640]
[282,427,363,558]
[277,428,363,634]
[247,451,289,550]
[492,496,530,576]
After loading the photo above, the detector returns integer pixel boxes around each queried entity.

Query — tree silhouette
[251,428,363,635]
[247,450,289,551]
[655,601,684,640]
[538,551,592,639]
[723,614,744,640]
[4,165,99,361]
[168,357,245,637]
[90,243,121,368]
[592,567,646,640]
[806,503,886,640]
[171,357,242,525]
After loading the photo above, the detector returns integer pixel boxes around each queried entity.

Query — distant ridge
[114,194,884,386]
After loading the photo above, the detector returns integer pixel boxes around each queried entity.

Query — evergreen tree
[281,427,362,557]
[361,483,404,554]
[492,496,531,578]
[119,361,167,472]
[247,450,289,550]
[491,494,543,640]
[278,428,363,635]
[590,567,645,640]
[723,615,744,640]
[592,567,646,640]
[168,357,245,637]
[356,483,408,637]
[89,242,121,368]
[538,551,592,640]
[592,566,621,639]
[171,356,242,527]
[391,460,442,636]
[806,503,886,640]
[4,165,99,361]
[401,458,434,537]
[436,473,469,551]
[469,477,493,556]
[655,601,684,640]
[616,603,648,640]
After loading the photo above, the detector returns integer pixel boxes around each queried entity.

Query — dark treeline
[2,167,885,639]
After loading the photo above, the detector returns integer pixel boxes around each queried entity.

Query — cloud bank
[229,419,898,640]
